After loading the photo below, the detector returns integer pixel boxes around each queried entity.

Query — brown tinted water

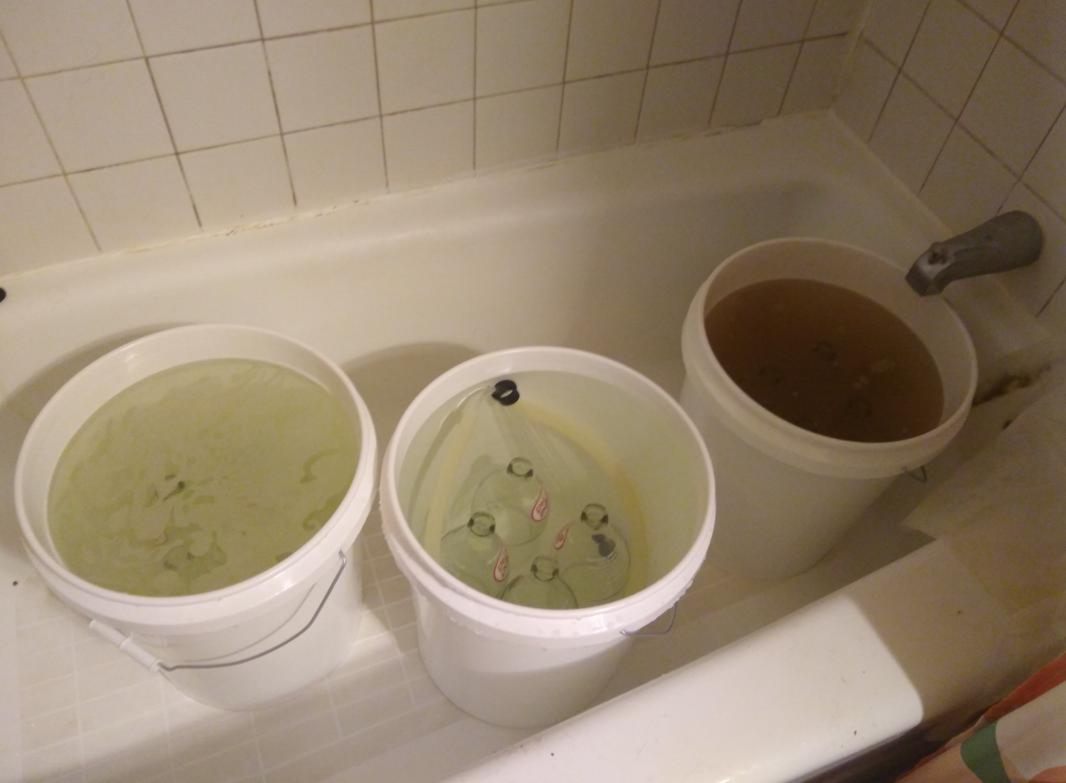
[704,278,943,443]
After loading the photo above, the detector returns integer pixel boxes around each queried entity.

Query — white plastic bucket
[680,238,977,580]
[15,324,377,710]
[380,347,715,728]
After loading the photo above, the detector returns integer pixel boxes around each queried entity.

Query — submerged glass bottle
[502,555,576,609]
[470,457,550,547]
[555,503,630,607]
[439,511,509,597]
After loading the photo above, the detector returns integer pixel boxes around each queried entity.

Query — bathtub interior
[0,112,1050,782]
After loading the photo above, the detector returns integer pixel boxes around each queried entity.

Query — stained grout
[254,2,298,211]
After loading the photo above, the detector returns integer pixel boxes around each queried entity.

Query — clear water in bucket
[399,371,649,607]
[48,359,359,596]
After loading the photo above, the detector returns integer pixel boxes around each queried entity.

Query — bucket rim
[380,345,716,643]
[14,322,378,632]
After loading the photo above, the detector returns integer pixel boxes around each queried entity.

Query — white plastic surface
[379,347,714,727]
[679,238,978,579]
[0,113,1047,783]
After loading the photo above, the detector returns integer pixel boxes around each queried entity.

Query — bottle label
[552,523,571,551]
[530,489,550,523]
[493,548,509,583]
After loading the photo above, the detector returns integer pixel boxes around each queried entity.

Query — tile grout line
[632,0,665,142]
[775,0,823,117]
[254,2,298,211]
[554,0,576,152]
[705,0,743,127]
[865,0,932,154]
[472,6,479,171]
[369,3,391,191]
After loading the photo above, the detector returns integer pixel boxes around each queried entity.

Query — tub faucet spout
[905,211,1043,296]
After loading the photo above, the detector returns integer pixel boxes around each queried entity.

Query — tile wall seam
[865,0,933,152]
[554,0,576,151]
[778,2,817,121]
[253,4,297,211]
[706,0,744,126]
[633,0,665,140]
[831,0,874,106]
[126,0,203,230]
[472,4,480,170]
[1016,103,1066,215]
[367,6,391,190]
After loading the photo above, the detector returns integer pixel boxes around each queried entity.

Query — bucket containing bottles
[680,238,977,580]
[15,324,377,709]
[380,346,715,728]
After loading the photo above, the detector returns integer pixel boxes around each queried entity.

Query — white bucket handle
[90,550,349,673]
[620,604,677,637]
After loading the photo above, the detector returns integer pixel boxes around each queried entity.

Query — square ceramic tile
[0,0,140,75]
[869,75,954,192]
[649,0,739,65]
[1006,0,1066,81]
[266,27,378,131]
[999,184,1066,315]
[565,0,658,81]
[960,38,1066,174]
[27,61,173,171]
[835,40,897,141]
[476,0,568,96]
[174,742,262,783]
[1024,108,1066,218]
[965,0,1018,29]
[20,738,81,782]
[0,80,59,185]
[904,0,997,116]
[920,126,1015,231]
[476,85,561,168]
[69,157,199,251]
[864,0,930,66]
[373,0,472,20]
[129,0,259,54]
[0,38,16,78]
[558,71,644,154]
[731,0,816,51]
[181,137,294,230]
[258,0,372,36]
[382,101,473,188]
[376,11,474,113]
[807,0,867,36]
[151,42,280,151]
[638,59,722,140]
[285,119,386,208]
[711,44,800,128]
[782,35,846,114]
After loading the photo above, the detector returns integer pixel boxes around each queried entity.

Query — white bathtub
[0,111,1047,782]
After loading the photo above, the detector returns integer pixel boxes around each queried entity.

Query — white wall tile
[965,0,1018,29]
[476,0,568,96]
[999,184,1066,315]
[258,0,372,36]
[376,10,474,113]
[638,59,722,140]
[783,35,846,114]
[20,738,81,782]
[181,137,294,230]
[960,38,1066,173]
[807,0,867,37]
[0,38,16,78]
[919,126,1015,231]
[27,61,173,171]
[649,0,739,65]
[1024,108,1066,219]
[151,43,280,151]
[869,75,953,191]
[904,0,997,115]
[476,85,561,169]
[0,80,59,185]
[558,71,644,154]
[1006,0,1066,81]
[374,0,472,20]
[565,0,658,81]
[835,40,897,140]
[285,119,386,208]
[266,28,378,131]
[383,101,473,188]
[0,0,140,75]
[865,0,930,66]
[129,0,259,55]
[711,44,800,128]
[731,0,816,51]
[69,157,199,251]
[174,741,261,783]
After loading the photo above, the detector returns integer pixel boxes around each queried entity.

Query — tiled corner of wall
[0,0,865,278]
[835,0,1066,322]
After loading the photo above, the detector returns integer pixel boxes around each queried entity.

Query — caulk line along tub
[15,324,378,710]
[380,346,716,728]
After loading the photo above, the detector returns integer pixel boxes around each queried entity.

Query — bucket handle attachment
[621,604,677,638]
[89,550,348,673]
